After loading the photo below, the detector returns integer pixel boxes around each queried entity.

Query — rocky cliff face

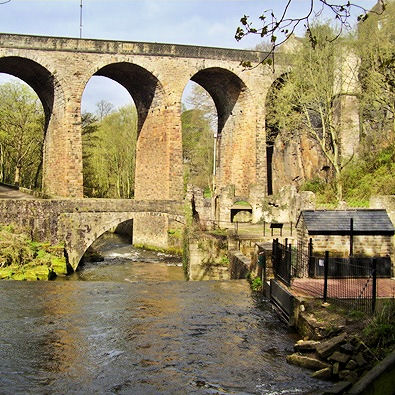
[271,131,328,195]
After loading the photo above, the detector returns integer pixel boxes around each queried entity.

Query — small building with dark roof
[296,209,394,275]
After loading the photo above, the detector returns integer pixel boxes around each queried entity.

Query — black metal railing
[272,238,293,287]
[271,237,391,314]
[321,253,378,314]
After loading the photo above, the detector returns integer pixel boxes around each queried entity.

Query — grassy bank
[0,224,68,280]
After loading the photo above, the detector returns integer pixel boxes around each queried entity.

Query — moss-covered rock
[0,223,67,280]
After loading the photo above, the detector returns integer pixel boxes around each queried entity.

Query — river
[0,234,330,394]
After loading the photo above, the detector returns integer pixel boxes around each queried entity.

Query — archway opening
[265,76,286,196]
[81,62,160,198]
[181,80,217,197]
[230,201,252,223]
[0,64,49,190]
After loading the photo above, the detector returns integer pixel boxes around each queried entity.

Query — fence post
[272,239,277,272]
[323,251,329,303]
[290,221,293,237]
[308,238,314,277]
[263,221,266,237]
[372,258,377,314]
[288,243,292,283]
[350,218,354,257]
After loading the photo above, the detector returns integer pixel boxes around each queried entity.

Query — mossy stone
[51,257,67,276]
[0,268,13,279]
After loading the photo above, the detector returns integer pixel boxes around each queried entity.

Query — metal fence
[320,253,379,314]
[272,238,294,287]
[271,238,392,314]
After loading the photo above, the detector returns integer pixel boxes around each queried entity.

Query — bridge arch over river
[0,33,285,201]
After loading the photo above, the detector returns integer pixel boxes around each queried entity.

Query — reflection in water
[0,235,330,394]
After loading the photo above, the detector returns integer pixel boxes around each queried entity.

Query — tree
[357,0,395,156]
[269,24,353,201]
[96,100,114,121]
[236,0,386,67]
[82,104,137,198]
[185,83,217,130]
[182,109,214,192]
[0,81,44,188]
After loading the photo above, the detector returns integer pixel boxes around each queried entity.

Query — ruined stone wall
[188,233,229,280]
[229,250,250,279]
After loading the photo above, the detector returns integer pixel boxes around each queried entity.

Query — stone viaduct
[0,33,290,267]
[0,33,359,267]
[0,33,283,200]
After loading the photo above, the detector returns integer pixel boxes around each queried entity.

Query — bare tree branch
[236,0,386,68]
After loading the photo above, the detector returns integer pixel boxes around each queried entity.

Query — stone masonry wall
[297,217,394,273]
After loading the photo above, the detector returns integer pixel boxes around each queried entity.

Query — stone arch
[73,213,137,270]
[61,211,183,271]
[230,200,252,223]
[0,56,67,193]
[82,61,175,201]
[89,61,165,134]
[0,56,59,131]
[189,67,249,136]
[188,67,256,196]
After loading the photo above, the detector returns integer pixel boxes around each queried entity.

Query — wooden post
[288,243,292,284]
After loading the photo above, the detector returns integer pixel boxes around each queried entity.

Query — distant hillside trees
[0,81,44,188]
[82,104,137,198]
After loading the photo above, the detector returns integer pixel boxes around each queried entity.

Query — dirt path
[0,184,36,199]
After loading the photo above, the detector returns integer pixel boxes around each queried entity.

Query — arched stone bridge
[0,197,184,271]
[0,33,286,201]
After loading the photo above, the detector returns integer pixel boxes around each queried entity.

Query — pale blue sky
[0,0,377,113]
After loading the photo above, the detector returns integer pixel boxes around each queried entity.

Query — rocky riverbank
[286,298,395,392]
[287,332,376,382]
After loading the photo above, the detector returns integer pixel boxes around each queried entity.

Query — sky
[0,0,377,113]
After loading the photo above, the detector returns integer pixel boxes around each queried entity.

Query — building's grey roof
[297,210,394,235]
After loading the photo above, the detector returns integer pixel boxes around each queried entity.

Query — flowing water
[0,234,330,394]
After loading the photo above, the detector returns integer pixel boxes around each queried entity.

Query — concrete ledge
[229,250,250,279]
[345,349,395,395]
[270,279,295,324]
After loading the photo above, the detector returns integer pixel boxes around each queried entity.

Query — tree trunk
[14,166,21,186]
[335,169,343,202]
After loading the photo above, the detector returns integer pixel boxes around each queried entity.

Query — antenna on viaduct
[80,0,83,38]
